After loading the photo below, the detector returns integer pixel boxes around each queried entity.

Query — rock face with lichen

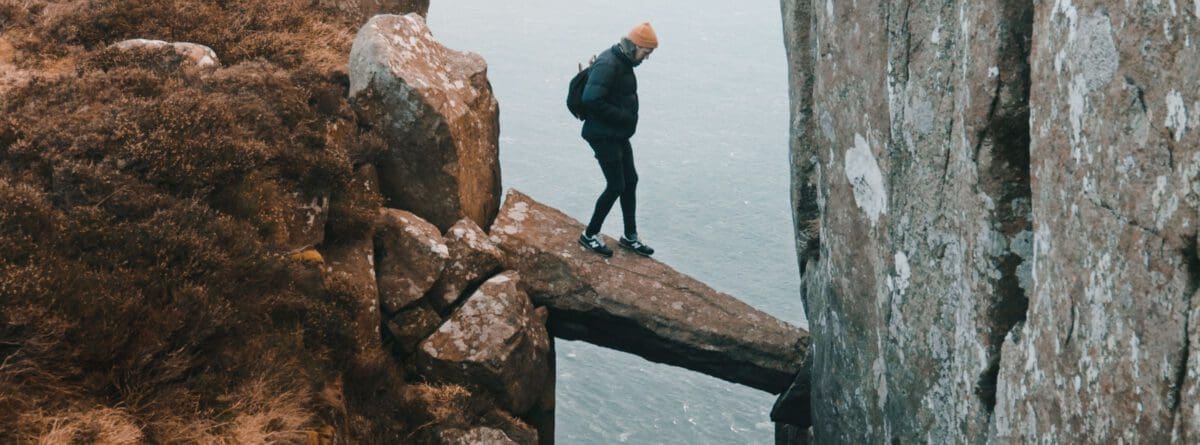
[348,13,501,232]
[414,272,553,425]
[781,0,1199,442]
[990,4,1200,443]
[782,0,1034,440]
[375,208,449,314]
[427,218,505,312]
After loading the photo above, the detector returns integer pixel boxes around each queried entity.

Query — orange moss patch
[0,0,442,442]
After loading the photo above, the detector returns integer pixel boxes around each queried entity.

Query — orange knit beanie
[627,22,658,48]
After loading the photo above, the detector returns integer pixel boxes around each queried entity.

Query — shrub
[0,1,442,442]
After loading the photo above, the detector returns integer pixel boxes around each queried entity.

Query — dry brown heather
[0,1,460,443]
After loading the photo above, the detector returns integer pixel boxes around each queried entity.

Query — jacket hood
[614,39,640,67]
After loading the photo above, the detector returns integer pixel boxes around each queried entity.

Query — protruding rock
[490,189,808,394]
[374,208,448,314]
[110,39,220,67]
[428,218,505,312]
[317,0,429,23]
[349,14,501,232]
[415,271,552,415]
[770,354,812,427]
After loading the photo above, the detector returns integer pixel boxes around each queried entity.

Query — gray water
[428,2,806,443]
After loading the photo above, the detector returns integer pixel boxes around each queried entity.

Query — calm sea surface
[429,2,807,443]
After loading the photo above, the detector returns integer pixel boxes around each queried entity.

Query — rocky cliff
[0,3,807,443]
[781,0,1199,442]
[0,2,540,442]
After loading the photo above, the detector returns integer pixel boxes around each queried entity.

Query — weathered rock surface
[414,271,552,416]
[317,0,429,23]
[990,5,1200,444]
[490,189,808,394]
[436,427,517,445]
[349,14,501,232]
[374,208,448,314]
[428,218,505,312]
[782,0,1033,441]
[784,0,1200,442]
[321,236,386,373]
[111,39,220,67]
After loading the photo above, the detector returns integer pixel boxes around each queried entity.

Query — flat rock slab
[489,189,809,394]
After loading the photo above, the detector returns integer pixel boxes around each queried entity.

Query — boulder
[414,271,552,415]
[427,218,505,312]
[110,39,220,67]
[490,189,808,394]
[374,208,448,314]
[316,0,429,23]
[349,14,501,232]
[990,4,1200,444]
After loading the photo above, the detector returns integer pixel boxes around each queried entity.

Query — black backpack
[566,56,596,120]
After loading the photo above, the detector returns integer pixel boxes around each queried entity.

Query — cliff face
[783,0,1199,441]
[992,4,1200,442]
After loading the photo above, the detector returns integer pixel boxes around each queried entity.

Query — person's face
[634,46,654,63]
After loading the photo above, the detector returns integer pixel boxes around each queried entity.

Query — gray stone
[490,189,808,394]
[110,39,220,67]
[349,14,501,232]
[374,208,448,314]
[428,218,505,312]
[414,271,552,415]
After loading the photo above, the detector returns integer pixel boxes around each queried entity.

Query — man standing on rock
[577,22,658,258]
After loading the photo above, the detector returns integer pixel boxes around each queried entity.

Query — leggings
[585,138,638,237]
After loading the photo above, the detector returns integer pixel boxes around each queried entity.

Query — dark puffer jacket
[581,44,638,141]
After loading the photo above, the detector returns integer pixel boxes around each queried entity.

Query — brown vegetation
[0,1,447,443]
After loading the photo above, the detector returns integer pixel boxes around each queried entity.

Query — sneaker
[578,232,613,257]
[619,235,655,257]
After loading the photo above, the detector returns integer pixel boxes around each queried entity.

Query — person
[576,22,658,258]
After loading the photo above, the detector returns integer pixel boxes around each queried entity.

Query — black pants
[585,138,637,237]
